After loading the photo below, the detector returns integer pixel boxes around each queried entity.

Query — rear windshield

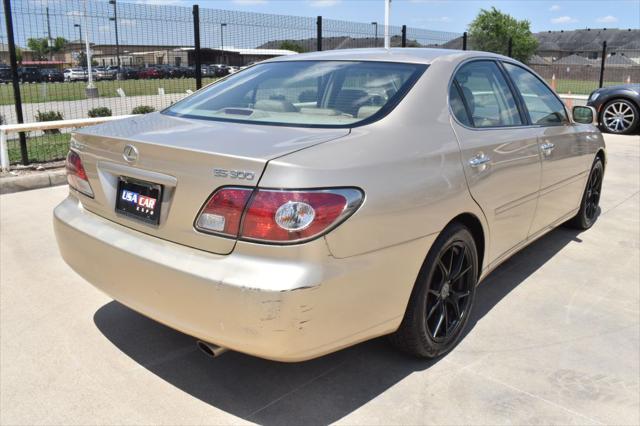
[164,60,426,128]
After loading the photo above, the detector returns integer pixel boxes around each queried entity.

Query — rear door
[450,60,541,264]
[501,62,593,234]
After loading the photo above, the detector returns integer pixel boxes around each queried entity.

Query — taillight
[65,150,94,198]
[195,187,253,236]
[194,188,363,243]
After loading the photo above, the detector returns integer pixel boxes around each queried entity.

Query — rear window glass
[164,61,426,128]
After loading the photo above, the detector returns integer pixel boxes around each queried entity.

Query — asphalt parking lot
[1,133,638,425]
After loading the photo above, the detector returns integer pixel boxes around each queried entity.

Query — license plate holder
[116,177,162,225]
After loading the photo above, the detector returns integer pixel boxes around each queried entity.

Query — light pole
[109,0,121,69]
[46,7,53,61]
[80,0,97,97]
[220,23,227,64]
[384,0,391,49]
[74,23,83,55]
[371,21,378,47]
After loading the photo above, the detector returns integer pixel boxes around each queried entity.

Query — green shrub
[35,110,63,134]
[88,107,112,118]
[132,105,155,115]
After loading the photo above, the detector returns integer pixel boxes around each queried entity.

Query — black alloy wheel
[390,223,478,358]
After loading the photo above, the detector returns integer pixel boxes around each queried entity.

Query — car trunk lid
[72,113,349,254]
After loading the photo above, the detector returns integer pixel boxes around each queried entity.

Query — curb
[0,169,66,195]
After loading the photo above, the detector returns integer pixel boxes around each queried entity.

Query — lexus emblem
[123,144,139,163]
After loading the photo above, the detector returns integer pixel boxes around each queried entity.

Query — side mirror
[572,106,597,125]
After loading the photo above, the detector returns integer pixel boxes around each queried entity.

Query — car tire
[389,223,478,358]
[599,99,639,135]
[566,157,604,230]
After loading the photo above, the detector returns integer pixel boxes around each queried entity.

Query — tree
[467,7,538,63]
[50,37,67,53]
[279,40,306,53]
[27,38,49,60]
[26,37,67,60]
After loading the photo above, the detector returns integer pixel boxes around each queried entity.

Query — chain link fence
[2,0,638,166]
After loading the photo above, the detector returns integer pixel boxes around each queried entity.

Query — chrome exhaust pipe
[196,340,228,358]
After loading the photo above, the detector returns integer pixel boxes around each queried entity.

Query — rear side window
[449,83,471,126]
[454,61,522,128]
[503,62,569,126]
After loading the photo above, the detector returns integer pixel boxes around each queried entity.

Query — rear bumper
[54,195,434,361]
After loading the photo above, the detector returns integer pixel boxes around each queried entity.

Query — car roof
[262,47,508,65]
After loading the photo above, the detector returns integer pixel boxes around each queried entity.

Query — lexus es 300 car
[54,48,605,362]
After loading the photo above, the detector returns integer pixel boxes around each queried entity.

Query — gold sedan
[54,48,605,361]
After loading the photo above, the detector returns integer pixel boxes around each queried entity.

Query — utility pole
[384,0,391,49]
[109,0,121,69]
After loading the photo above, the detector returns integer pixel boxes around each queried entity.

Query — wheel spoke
[450,246,466,280]
[443,304,450,335]
[433,309,445,337]
[437,258,449,280]
[447,298,461,318]
[426,299,442,320]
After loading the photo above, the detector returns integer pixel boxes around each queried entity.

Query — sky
[4,0,639,49]
[131,0,640,33]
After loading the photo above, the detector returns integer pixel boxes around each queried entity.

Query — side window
[454,61,522,128]
[449,83,471,126]
[503,62,569,125]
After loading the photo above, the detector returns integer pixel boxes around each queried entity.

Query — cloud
[551,16,578,24]
[308,0,340,7]
[232,0,268,4]
[135,0,182,5]
[549,4,560,11]
[596,15,618,23]
[414,16,452,23]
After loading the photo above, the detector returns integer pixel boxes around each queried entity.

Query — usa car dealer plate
[116,177,162,225]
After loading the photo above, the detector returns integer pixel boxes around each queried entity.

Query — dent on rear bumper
[53,196,436,361]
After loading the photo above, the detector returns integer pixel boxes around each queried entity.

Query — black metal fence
[1,0,638,166]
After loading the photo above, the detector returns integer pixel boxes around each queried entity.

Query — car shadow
[93,225,584,425]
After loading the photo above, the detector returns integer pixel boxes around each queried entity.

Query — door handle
[469,153,491,170]
[541,142,555,155]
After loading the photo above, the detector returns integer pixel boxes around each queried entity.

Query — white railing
[0,115,136,171]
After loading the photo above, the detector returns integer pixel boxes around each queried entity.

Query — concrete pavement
[1,134,638,425]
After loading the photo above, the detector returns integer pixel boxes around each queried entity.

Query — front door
[450,60,542,264]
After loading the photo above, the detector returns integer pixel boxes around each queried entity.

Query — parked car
[17,67,41,83]
[64,68,87,82]
[137,67,163,79]
[94,66,117,81]
[55,49,605,362]
[0,66,11,83]
[587,84,640,134]
[157,65,188,79]
[210,64,230,77]
[39,68,64,83]
[119,67,139,80]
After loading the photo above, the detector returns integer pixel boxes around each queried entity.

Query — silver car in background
[54,48,605,362]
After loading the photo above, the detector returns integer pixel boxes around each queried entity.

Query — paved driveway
[1,134,638,425]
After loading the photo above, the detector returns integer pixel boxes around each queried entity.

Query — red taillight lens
[195,187,253,236]
[241,190,353,242]
[195,188,363,243]
[65,150,93,197]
